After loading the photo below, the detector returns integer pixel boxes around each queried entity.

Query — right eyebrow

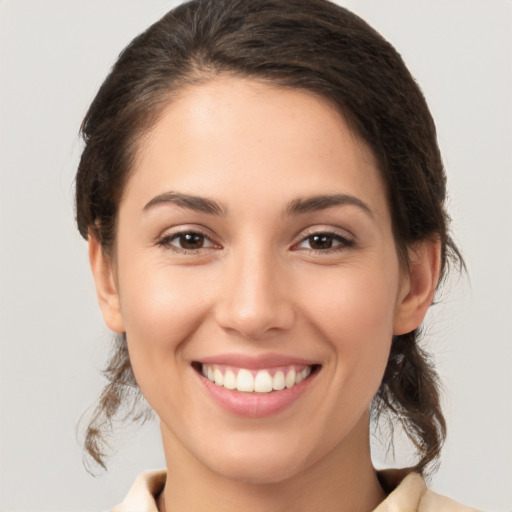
[142,191,226,216]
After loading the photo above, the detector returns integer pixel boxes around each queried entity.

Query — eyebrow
[143,191,373,218]
[286,194,374,217]
[143,192,226,215]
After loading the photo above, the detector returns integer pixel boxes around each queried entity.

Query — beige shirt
[111,469,480,512]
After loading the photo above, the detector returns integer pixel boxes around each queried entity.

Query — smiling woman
[74,1,479,511]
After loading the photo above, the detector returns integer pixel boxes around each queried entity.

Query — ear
[393,238,441,335]
[88,233,125,333]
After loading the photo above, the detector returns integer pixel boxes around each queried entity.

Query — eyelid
[170,233,215,248]
[155,225,222,252]
[291,226,355,252]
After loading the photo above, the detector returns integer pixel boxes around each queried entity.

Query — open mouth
[192,362,321,394]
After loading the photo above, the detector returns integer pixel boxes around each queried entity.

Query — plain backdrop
[0,1,511,511]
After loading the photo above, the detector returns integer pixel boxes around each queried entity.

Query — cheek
[300,260,400,389]
[304,262,400,341]
[117,247,214,336]
[122,276,189,344]
[115,261,212,397]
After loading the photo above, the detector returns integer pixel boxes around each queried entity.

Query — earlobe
[88,233,125,333]
[393,238,441,335]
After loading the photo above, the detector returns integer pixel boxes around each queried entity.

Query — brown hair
[76,0,463,474]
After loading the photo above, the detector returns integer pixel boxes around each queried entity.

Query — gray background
[1,1,511,510]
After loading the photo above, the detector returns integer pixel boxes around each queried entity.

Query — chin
[196,434,317,485]
[210,454,306,485]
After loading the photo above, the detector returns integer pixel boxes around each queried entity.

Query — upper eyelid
[156,225,221,243]
[298,232,351,243]
[156,232,221,255]
[293,225,355,242]
[293,233,353,250]
[155,225,355,247]
[160,232,217,245]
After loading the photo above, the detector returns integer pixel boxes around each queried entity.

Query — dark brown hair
[76,0,463,474]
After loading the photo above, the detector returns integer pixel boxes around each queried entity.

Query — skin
[90,77,440,512]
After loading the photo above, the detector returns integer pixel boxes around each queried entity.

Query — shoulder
[110,470,165,512]
[419,488,481,512]
[111,468,481,512]
[375,470,481,512]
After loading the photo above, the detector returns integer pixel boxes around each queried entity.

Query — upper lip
[195,353,319,369]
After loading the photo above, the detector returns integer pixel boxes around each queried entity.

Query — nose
[214,248,295,340]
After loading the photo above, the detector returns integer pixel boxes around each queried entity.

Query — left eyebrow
[286,194,374,218]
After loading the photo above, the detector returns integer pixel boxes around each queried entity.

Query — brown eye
[175,232,207,249]
[158,231,217,252]
[308,234,335,250]
[296,232,354,252]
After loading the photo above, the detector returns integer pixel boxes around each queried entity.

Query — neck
[160,414,386,512]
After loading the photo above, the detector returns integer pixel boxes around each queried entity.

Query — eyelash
[156,229,354,255]
[156,230,219,254]
[293,231,354,253]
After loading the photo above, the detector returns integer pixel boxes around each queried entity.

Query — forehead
[124,77,388,220]
[139,77,369,163]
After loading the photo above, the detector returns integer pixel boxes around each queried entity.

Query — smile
[193,356,321,417]
[200,364,314,393]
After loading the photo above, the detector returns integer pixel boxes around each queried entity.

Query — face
[91,77,435,484]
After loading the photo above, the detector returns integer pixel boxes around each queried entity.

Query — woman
[75,0,478,510]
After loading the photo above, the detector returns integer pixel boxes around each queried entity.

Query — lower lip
[197,369,318,418]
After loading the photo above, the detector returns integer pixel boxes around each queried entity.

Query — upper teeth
[201,364,312,393]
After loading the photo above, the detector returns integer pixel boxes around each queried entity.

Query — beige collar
[111,468,478,512]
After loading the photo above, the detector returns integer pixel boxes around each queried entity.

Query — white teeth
[214,368,224,386]
[295,367,311,384]
[202,364,313,393]
[299,367,312,383]
[285,369,296,388]
[223,369,236,390]
[272,371,285,391]
[236,369,254,392]
[254,370,273,393]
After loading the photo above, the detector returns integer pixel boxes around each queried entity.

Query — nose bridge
[216,239,293,339]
